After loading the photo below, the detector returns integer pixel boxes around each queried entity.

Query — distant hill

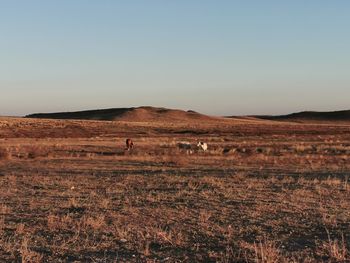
[253,110,350,122]
[25,106,219,122]
[26,107,350,123]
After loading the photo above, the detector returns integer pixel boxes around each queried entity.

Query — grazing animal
[197,141,208,151]
[177,142,192,150]
[126,138,134,151]
[177,142,193,154]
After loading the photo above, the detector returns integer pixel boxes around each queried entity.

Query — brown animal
[126,138,134,151]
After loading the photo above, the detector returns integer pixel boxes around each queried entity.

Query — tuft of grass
[253,238,283,263]
[320,230,348,261]
[20,236,43,263]
[0,147,10,160]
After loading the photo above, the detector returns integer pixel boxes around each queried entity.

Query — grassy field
[0,117,350,262]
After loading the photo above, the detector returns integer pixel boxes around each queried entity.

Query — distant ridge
[25,107,350,123]
[254,110,350,122]
[25,106,218,122]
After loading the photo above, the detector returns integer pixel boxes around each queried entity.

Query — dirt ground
[0,117,350,262]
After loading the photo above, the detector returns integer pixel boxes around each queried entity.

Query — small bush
[25,146,50,159]
[0,147,9,160]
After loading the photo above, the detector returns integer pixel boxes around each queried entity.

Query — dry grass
[0,117,350,262]
[317,230,348,262]
[0,147,9,160]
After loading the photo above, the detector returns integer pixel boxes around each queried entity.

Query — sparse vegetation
[0,147,9,160]
[0,117,349,262]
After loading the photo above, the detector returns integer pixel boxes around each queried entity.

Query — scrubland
[0,117,350,262]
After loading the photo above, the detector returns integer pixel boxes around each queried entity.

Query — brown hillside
[25,106,222,122]
[118,107,217,122]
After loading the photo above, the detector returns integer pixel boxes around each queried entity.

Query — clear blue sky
[1,1,349,116]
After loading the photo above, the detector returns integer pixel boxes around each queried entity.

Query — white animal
[197,141,208,151]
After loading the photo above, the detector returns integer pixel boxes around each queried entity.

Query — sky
[1,1,349,116]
